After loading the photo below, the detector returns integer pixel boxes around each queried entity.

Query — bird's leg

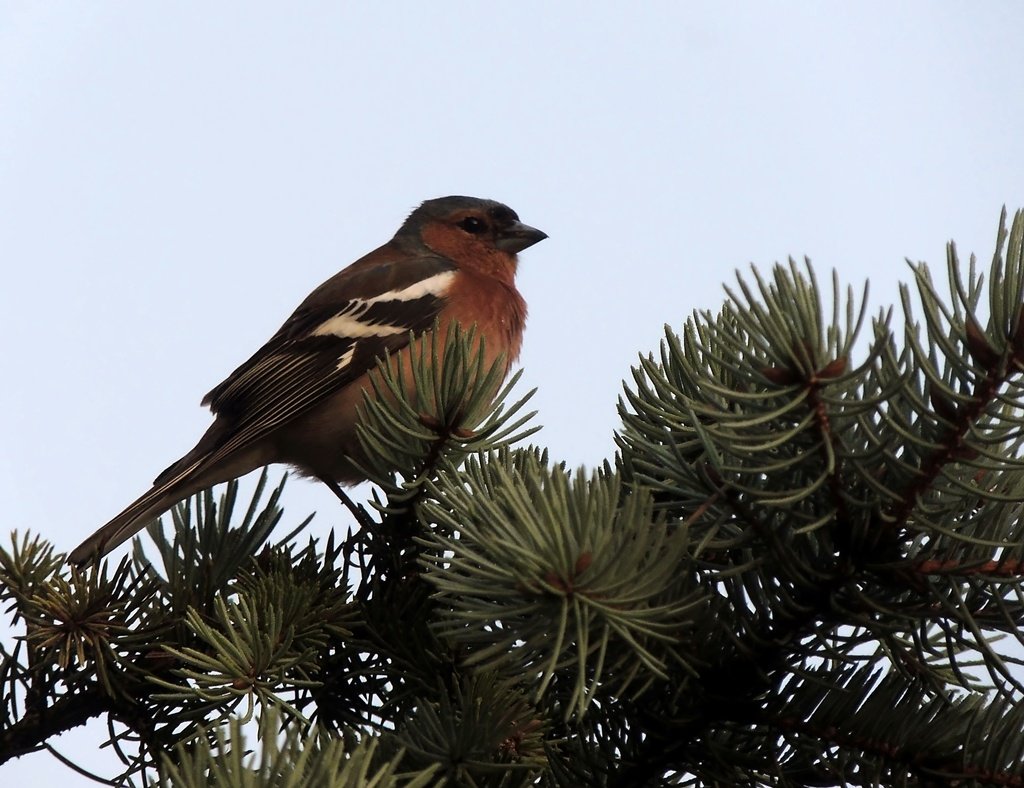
[318,477,376,532]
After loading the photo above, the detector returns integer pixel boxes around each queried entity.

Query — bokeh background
[2,3,1022,784]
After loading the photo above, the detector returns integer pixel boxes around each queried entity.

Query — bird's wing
[157,255,457,484]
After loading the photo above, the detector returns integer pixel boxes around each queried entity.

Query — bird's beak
[495,221,548,253]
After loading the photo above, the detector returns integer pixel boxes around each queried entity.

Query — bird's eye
[458,216,487,234]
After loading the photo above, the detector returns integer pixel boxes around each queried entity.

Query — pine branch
[0,685,113,765]
[608,209,1024,784]
[8,214,1024,785]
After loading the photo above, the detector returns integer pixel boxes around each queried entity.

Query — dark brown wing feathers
[150,255,457,489]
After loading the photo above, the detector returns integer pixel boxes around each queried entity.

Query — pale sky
[2,3,1023,784]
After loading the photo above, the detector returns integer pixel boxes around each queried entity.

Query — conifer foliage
[3,210,1024,786]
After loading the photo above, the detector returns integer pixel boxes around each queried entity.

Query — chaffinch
[68,196,546,565]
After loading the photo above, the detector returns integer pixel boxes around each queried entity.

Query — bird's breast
[441,270,528,371]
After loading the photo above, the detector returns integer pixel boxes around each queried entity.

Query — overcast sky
[2,3,1023,784]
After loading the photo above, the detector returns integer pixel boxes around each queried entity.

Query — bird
[68,196,546,565]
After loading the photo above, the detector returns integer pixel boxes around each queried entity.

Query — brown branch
[887,330,1010,530]
[805,358,853,552]
[776,713,1024,787]
[915,558,1024,578]
[0,686,115,766]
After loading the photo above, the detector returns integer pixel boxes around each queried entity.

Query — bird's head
[399,196,547,278]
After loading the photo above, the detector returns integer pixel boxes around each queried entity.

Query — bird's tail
[67,459,209,566]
